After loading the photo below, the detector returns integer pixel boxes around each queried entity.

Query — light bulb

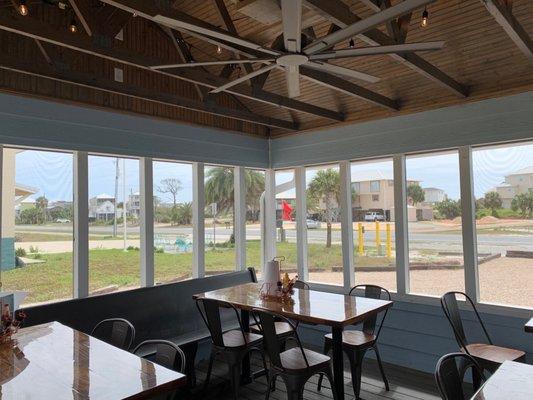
[18,1,28,16]
[349,38,355,48]
[216,45,222,55]
[69,19,78,33]
[421,8,429,28]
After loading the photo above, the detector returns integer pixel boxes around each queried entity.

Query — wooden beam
[0,52,297,131]
[68,0,93,36]
[300,67,399,111]
[481,0,533,61]
[303,0,469,97]
[0,13,342,121]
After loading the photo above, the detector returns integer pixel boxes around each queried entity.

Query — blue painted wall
[1,237,14,271]
[0,93,269,168]
[271,92,533,168]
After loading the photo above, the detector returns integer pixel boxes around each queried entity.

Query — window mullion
[192,162,205,278]
[73,151,89,298]
[393,154,409,295]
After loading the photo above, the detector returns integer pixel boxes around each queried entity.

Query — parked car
[364,212,385,222]
[306,219,321,229]
[55,218,71,223]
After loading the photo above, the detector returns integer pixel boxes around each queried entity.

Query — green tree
[35,196,49,222]
[484,191,502,217]
[511,192,533,218]
[175,202,193,225]
[434,199,461,219]
[18,207,44,225]
[157,178,182,208]
[307,169,340,248]
[406,183,425,206]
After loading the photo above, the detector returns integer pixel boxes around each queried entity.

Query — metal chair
[440,291,525,381]
[133,339,186,372]
[435,352,485,400]
[253,308,338,400]
[196,298,266,400]
[91,318,135,351]
[317,284,391,400]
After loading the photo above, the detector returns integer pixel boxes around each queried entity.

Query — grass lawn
[2,240,396,305]
[15,231,140,242]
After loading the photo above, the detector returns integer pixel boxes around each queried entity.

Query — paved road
[16,224,533,253]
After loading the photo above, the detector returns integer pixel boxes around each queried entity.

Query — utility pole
[122,159,127,251]
[113,158,119,237]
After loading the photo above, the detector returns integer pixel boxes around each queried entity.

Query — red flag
[282,200,293,221]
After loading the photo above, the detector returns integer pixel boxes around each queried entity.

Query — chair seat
[463,343,526,365]
[222,330,262,348]
[324,330,376,348]
[280,347,331,371]
[249,321,293,337]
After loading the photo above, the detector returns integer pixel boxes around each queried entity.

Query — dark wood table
[470,360,533,399]
[194,282,393,400]
[525,317,533,333]
[0,321,186,399]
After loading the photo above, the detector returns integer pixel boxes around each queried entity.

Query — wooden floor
[180,355,443,400]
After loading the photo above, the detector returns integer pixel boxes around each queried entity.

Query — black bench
[21,268,257,385]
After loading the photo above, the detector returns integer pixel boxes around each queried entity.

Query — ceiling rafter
[303,0,469,98]
[0,12,343,122]
[68,0,93,36]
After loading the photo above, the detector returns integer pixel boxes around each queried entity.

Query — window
[2,148,73,306]
[406,151,464,296]
[88,155,140,295]
[245,168,264,273]
[153,160,193,284]
[204,165,235,275]
[351,159,396,292]
[275,169,297,273]
[352,182,360,192]
[370,180,380,192]
[472,142,533,308]
[306,164,343,286]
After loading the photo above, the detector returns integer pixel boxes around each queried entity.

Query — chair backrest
[293,280,309,290]
[253,308,307,371]
[349,284,391,337]
[195,298,245,348]
[440,291,492,350]
[435,352,484,400]
[91,318,135,350]
[133,340,186,373]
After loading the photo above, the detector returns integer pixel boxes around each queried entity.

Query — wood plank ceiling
[0,0,531,138]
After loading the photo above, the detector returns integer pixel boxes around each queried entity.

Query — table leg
[240,309,252,384]
[332,326,345,400]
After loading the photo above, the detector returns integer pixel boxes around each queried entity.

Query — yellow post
[386,223,392,258]
[375,221,381,255]
[358,222,364,255]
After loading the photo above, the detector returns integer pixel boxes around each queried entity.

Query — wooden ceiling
[0,0,531,138]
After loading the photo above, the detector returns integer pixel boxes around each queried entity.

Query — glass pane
[351,158,396,292]
[406,151,464,296]
[2,148,73,306]
[245,169,264,277]
[306,164,343,286]
[153,160,193,284]
[88,155,140,295]
[472,142,533,308]
[275,170,297,273]
[204,165,235,275]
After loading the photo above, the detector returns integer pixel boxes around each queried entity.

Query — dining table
[0,321,187,399]
[193,282,393,400]
[525,317,533,333]
[470,360,533,400]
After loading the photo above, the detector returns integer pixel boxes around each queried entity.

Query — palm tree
[35,195,49,223]
[307,169,340,248]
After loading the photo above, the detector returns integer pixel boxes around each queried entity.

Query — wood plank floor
[180,355,443,400]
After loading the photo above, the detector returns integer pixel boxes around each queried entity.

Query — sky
[12,142,533,202]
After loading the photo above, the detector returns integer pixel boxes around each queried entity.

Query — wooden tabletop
[525,317,533,333]
[193,282,393,327]
[470,361,533,400]
[0,321,186,399]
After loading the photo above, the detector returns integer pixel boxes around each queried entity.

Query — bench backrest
[22,268,257,345]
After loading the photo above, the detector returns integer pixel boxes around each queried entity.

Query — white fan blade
[281,0,302,53]
[310,41,446,60]
[303,0,436,55]
[307,61,380,83]
[285,66,301,98]
[210,64,277,93]
[151,58,276,70]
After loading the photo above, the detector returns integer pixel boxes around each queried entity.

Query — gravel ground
[308,257,533,308]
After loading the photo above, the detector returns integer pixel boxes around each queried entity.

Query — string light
[421,7,429,28]
[18,0,29,16]
[69,18,78,34]
[349,38,355,48]
[216,45,222,55]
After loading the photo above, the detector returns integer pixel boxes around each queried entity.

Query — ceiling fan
[149,0,444,98]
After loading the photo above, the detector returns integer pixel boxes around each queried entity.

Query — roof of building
[423,187,445,192]
[93,193,115,199]
[507,166,533,176]
[15,183,39,196]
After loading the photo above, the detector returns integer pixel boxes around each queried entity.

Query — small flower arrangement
[259,272,298,303]
[1,301,26,343]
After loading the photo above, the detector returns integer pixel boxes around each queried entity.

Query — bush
[28,245,40,254]
[126,246,140,251]
[15,247,27,257]
[434,199,461,219]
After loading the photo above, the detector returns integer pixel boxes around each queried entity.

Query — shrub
[15,247,27,257]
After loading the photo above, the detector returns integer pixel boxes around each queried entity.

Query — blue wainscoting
[298,298,532,374]
[1,237,15,271]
